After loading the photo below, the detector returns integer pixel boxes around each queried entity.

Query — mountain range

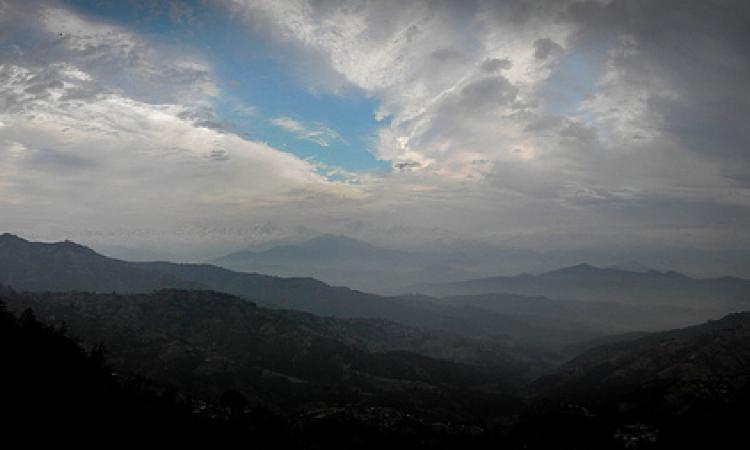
[3,283,749,448]
[206,234,750,292]
[404,263,750,311]
[211,234,479,294]
[1,233,723,354]
[0,233,196,293]
[0,288,525,403]
[3,232,750,448]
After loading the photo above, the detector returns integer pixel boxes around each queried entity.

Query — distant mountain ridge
[605,260,652,272]
[404,263,750,310]
[0,234,607,353]
[0,233,731,355]
[211,234,480,293]
[216,234,417,264]
[212,235,750,292]
[0,233,197,293]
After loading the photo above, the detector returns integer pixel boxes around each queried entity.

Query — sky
[1,0,749,266]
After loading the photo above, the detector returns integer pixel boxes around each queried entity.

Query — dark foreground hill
[513,311,750,449]
[4,285,750,449]
[0,297,529,449]
[0,287,525,411]
[0,300,255,448]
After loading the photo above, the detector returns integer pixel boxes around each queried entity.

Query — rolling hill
[0,287,525,411]
[516,311,750,448]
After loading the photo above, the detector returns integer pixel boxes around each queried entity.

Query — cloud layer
[0,0,361,251]
[1,0,749,265]
[222,0,750,249]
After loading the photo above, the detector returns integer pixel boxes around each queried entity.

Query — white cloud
[217,0,750,252]
[0,3,365,247]
[223,0,571,178]
[0,62,360,203]
[2,0,749,258]
[33,6,218,105]
[271,116,306,133]
[271,116,345,147]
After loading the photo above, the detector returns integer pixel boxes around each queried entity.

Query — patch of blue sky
[541,37,611,122]
[63,0,390,173]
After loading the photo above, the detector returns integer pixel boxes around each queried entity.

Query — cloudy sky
[1,0,749,262]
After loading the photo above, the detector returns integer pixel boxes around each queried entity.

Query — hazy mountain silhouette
[213,236,750,293]
[220,234,393,260]
[438,292,708,333]
[212,234,477,293]
[2,233,749,448]
[605,260,653,272]
[405,263,750,310]
[0,234,622,352]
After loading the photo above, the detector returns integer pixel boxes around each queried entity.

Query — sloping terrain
[0,300,247,448]
[6,283,749,449]
[515,312,750,449]
[0,299,520,449]
[0,233,196,293]
[0,287,527,408]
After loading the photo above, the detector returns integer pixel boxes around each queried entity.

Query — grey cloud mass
[479,57,513,73]
[1,0,749,274]
[533,38,564,61]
